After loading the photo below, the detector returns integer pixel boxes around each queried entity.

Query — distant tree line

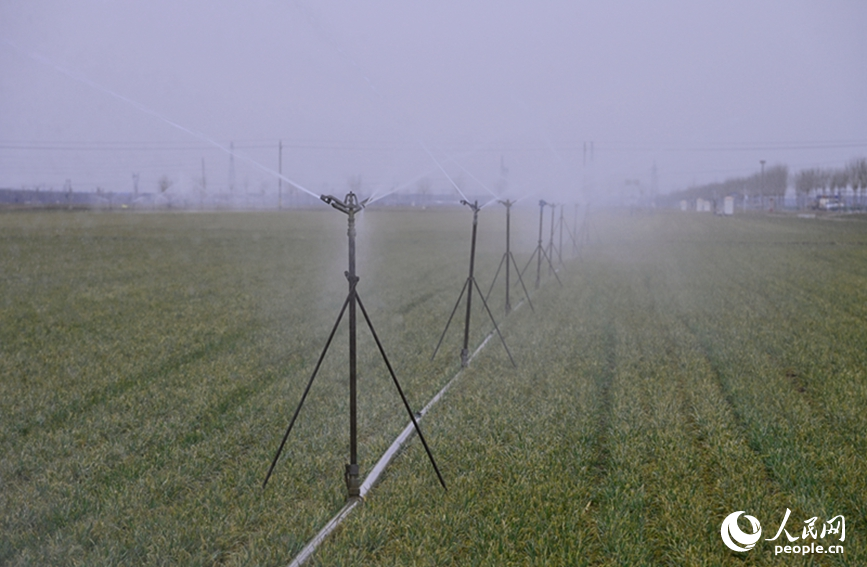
[663,157,867,209]
[793,158,867,197]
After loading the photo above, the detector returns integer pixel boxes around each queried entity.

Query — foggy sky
[1,1,865,203]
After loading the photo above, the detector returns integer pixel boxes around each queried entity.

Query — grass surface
[1,208,865,565]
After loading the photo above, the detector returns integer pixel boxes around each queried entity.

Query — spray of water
[447,157,499,204]
[366,146,482,206]
[480,196,500,210]
[2,39,321,200]
[292,7,507,206]
[421,142,469,202]
[294,6,546,210]
[367,170,427,206]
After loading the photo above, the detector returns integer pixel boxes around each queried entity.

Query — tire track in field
[586,310,616,483]
[673,315,845,567]
[565,283,616,563]
[3,332,311,564]
[585,242,803,564]
[669,243,863,559]
[662,315,820,565]
[672,233,867,525]
[667,250,796,491]
[689,250,867,487]
[5,357,310,566]
[6,325,253,446]
[618,255,836,565]
[577,270,660,565]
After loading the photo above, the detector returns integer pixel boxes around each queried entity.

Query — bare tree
[158,175,173,194]
[417,176,431,195]
[795,169,818,196]
[831,169,848,196]
[763,165,788,196]
[848,157,867,206]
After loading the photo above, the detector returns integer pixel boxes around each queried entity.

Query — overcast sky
[1,1,865,202]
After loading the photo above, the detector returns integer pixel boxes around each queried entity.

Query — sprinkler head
[460,199,480,212]
[321,192,367,215]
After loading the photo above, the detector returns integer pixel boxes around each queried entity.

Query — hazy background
[2,0,865,204]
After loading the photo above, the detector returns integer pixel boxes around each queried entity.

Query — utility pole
[201,158,207,209]
[558,204,564,265]
[573,203,579,256]
[229,141,236,194]
[132,173,139,197]
[278,139,283,210]
[65,179,73,210]
[760,159,766,210]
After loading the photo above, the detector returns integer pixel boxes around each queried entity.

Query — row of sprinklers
[263,191,594,500]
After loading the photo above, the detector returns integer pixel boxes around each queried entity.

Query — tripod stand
[520,200,563,289]
[484,199,534,316]
[546,202,558,274]
[263,192,445,499]
[555,202,580,260]
[431,200,516,368]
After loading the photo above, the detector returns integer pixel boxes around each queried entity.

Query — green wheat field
[2,208,865,566]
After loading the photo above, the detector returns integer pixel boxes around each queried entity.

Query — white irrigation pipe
[287,299,527,567]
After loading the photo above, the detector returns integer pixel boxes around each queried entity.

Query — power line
[3,139,866,153]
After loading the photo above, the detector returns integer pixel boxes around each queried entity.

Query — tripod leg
[519,247,538,280]
[471,278,517,367]
[356,294,447,491]
[509,252,534,312]
[564,222,578,255]
[430,279,468,361]
[540,245,564,287]
[484,253,507,304]
[263,291,352,488]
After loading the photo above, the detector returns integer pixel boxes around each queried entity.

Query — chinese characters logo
[720,509,845,555]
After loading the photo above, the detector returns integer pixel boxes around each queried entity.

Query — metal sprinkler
[263,192,445,499]
[484,199,534,316]
[520,199,562,289]
[431,200,516,368]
